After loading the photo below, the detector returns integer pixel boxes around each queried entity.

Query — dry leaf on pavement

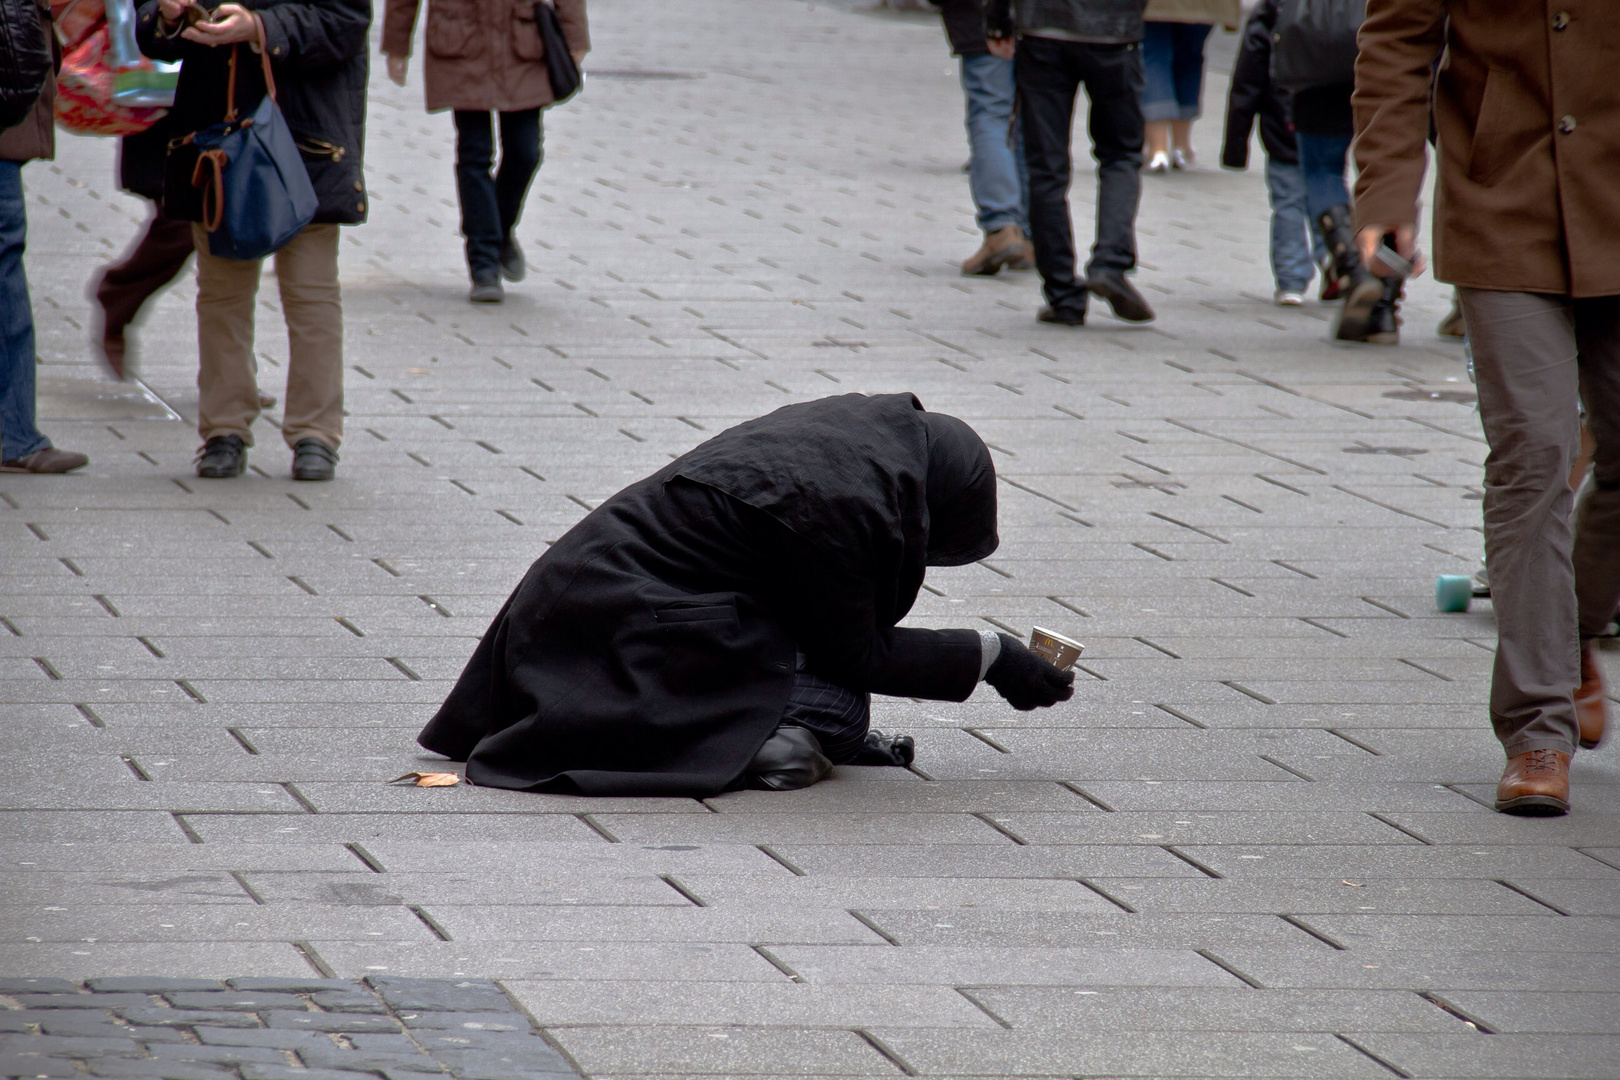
[387,771,462,787]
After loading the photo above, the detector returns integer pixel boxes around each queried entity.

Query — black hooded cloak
[418,393,998,796]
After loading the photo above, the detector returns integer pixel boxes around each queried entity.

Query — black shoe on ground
[498,237,526,283]
[195,435,246,479]
[1335,272,1390,342]
[469,274,504,304]
[291,438,338,482]
[1037,305,1086,326]
[1086,271,1155,322]
[1365,276,1403,345]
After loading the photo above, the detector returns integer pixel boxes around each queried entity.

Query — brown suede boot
[1577,642,1611,749]
[1495,748,1571,815]
[961,224,1027,276]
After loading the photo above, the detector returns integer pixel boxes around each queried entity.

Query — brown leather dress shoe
[1576,642,1611,749]
[1495,748,1571,815]
[1,447,89,474]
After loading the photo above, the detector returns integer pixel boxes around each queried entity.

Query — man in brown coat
[0,0,88,475]
[1353,0,1618,814]
[381,0,589,304]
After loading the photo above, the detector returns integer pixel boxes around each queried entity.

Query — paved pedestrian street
[3,1,1618,1077]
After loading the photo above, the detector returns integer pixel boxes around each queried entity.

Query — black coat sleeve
[771,532,982,703]
[1222,10,1270,169]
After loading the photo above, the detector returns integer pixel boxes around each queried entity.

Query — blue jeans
[0,161,48,462]
[960,53,1028,234]
[1140,22,1211,122]
[1264,159,1324,292]
[1296,132,1354,221]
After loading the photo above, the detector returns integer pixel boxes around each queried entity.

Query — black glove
[985,633,1075,710]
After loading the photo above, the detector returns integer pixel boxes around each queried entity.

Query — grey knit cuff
[978,629,1002,681]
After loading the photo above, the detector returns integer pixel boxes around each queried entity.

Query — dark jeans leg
[494,108,544,241]
[0,160,48,462]
[1017,37,1086,312]
[453,111,501,277]
[1080,42,1145,277]
[95,205,195,335]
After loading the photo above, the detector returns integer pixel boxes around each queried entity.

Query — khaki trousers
[1460,289,1620,756]
[192,223,343,450]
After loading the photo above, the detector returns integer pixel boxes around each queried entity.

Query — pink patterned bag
[53,0,176,136]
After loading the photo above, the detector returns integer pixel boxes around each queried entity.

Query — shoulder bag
[179,20,317,260]
[533,0,579,105]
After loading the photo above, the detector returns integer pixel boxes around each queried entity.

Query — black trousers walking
[453,109,544,278]
[1016,36,1145,314]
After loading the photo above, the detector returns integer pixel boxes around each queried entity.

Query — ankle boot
[1365,276,1404,345]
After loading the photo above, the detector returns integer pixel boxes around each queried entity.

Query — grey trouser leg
[1460,289,1620,756]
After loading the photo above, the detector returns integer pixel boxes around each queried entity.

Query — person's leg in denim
[1265,158,1314,294]
[494,108,544,245]
[0,161,49,463]
[960,52,1027,235]
[454,111,502,279]
[1294,133,1353,222]
[1079,42,1145,279]
[1017,37,1088,313]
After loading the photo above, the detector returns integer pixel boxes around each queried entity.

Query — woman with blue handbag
[136,0,368,481]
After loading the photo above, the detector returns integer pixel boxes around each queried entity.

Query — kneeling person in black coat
[420,393,1074,796]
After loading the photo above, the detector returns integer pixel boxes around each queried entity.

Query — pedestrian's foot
[1037,305,1086,326]
[1,447,89,474]
[1437,298,1466,339]
[1274,289,1305,307]
[1146,150,1170,174]
[1007,238,1036,271]
[1086,271,1155,323]
[469,274,504,304]
[1494,748,1570,815]
[1171,147,1194,170]
[1334,273,1383,341]
[1577,642,1611,749]
[291,438,338,482]
[960,224,1027,277]
[257,390,278,410]
[195,435,246,479]
[499,237,526,283]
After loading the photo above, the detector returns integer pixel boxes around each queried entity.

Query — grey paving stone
[224,979,355,993]
[160,992,307,1012]
[1438,992,1620,1035]
[1345,1033,1620,1080]
[263,1011,400,1034]
[548,1027,893,1077]
[83,979,223,993]
[364,978,510,1013]
[116,1009,261,1031]
[0,978,80,993]
[85,1060,237,1080]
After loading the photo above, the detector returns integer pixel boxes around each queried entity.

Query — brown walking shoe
[961,224,1027,277]
[1,447,89,474]
[1494,748,1570,816]
[1577,642,1611,749]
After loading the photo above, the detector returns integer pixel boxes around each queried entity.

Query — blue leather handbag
[182,29,316,260]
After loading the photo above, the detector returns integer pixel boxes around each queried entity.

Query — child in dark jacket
[1221,0,1326,305]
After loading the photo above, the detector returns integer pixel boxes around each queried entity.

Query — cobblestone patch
[0,979,580,1080]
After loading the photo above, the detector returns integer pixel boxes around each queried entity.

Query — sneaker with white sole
[1274,289,1305,306]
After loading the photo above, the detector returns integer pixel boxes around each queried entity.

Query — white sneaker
[1146,150,1170,174]
[1171,148,1195,170]
[1274,289,1305,306]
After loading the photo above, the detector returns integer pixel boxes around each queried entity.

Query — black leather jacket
[985,0,1145,44]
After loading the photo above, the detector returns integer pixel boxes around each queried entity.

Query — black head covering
[921,412,998,566]
[670,393,998,622]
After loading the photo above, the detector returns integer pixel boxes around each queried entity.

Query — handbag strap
[222,15,276,123]
[190,147,228,233]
